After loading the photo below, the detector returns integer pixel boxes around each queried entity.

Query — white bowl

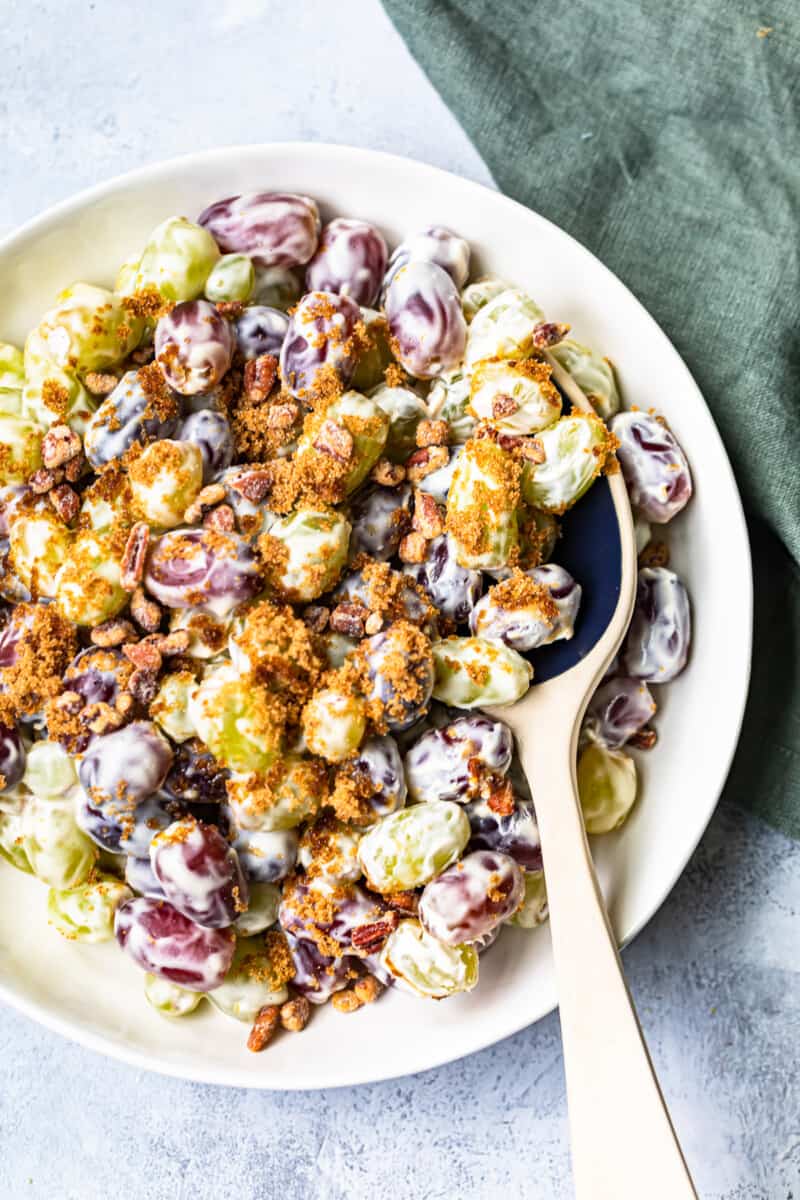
[0,143,751,1089]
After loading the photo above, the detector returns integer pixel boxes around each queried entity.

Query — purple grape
[623,567,691,683]
[405,714,513,804]
[0,605,30,670]
[75,793,125,852]
[84,370,180,469]
[306,218,388,306]
[334,566,432,630]
[337,734,407,823]
[125,855,166,899]
[419,850,524,945]
[529,564,582,640]
[235,305,290,360]
[361,622,435,730]
[119,793,182,858]
[144,528,262,616]
[162,741,229,805]
[150,817,248,929]
[385,261,466,379]
[0,722,25,791]
[584,676,656,749]
[155,300,235,396]
[348,483,412,562]
[115,896,235,990]
[178,409,233,482]
[78,721,173,809]
[466,797,542,871]
[279,290,361,399]
[404,534,481,624]
[611,411,693,524]
[54,649,132,750]
[283,930,354,1004]
[382,226,470,298]
[279,879,384,954]
[198,192,320,266]
[227,818,298,884]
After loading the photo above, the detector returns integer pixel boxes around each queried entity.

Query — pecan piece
[247,1004,281,1052]
[350,913,399,955]
[364,612,384,636]
[487,777,515,816]
[405,445,448,484]
[532,321,570,349]
[266,402,299,429]
[280,996,311,1033]
[398,531,428,564]
[638,541,670,569]
[229,468,272,504]
[370,458,406,487]
[203,504,235,532]
[48,484,80,524]
[518,437,546,463]
[329,601,368,638]
[41,425,82,469]
[415,418,449,448]
[54,689,83,716]
[28,467,61,494]
[629,726,658,750]
[123,640,162,673]
[302,605,330,633]
[130,586,162,633]
[81,701,124,735]
[412,490,444,540]
[491,393,519,419]
[63,452,86,483]
[215,300,244,319]
[331,976,383,1013]
[128,668,159,705]
[243,354,278,403]
[314,419,354,463]
[382,890,419,916]
[120,522,150,591]
[184,482,227,524]
[90,618,138,648]
[83,371,119,395]
[150,630,190,657]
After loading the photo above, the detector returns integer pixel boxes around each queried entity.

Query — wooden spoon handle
[516,728,698,1199]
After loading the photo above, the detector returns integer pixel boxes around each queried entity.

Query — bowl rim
[0,141,753,1089]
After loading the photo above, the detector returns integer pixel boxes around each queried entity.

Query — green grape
[351,309,394,392]
[0,342,24,414]
[461,276,509,324]
[226,756,324,832]
[469,358,561,435]
[446,437,520,569]
[129,439,204,528]
[0,809,33,873]
[7,507,73,598]
[577,742,638,834]
[208,936,290,1022]
[509,870,549,928]
[302,687,366,763]
[205,254,255,304]
[432,637,533,707]
[23,740,77,799]
[521,412,614,514]
[144,973,204,1018]
[357,800,470,892]
[22,799,96,889]
[465,287,545,365]
[21,329,92,432]
[264,508,351,602]
[54,529,128,626]
[370,383,428,462]
[234,881,281,936]
[114,258,140,295]
[47,874,132,943]
[0,413,43,485]
[250,264,302,311]
[127,216,220,302]
[295,391,389,496]
[189,665,283,773]
[549,338,621,421]
[35,283,144,373]
[321,631,358,669]
[428,368,475,443]
[381,918,479,998]
[151,671,199,743]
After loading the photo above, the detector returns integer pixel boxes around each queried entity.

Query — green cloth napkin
[383,0,800,838]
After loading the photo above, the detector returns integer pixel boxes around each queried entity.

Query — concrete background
[0,3,797,1197]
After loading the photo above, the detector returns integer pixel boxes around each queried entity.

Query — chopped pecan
[518,437,546,463]
[405,445,448,483]
[81,701,124,735]
[491,393,519,419]
[203,504,235,532]
[266,402,299,429]
[63,452,85,483]
[629,726,658,750]
[215,300,244,319]
[150,630,190,657]
[243,354,278,403]
[314,419,354,463]
[28,467,61,494]
[353,976,383,1005]
[350,913,399,955]
[302,605,330,633]
[41,425,82,469]
[382,890,419,916]
[331,989,362,1014]
[329,601,368,638]
[54,689,83,715]
[48,484,80,524]
[487,777,515,816]
[115,692,135,718]
[532,321,570,349]
[229,468,272,504]
[130,586,162,633]
[90,618,138,648]
[123,640,162,673]
[398,531,428,564]
[638,541,670,569]
[184,482,227,523]
[128,668,159,705]
[370,458,406,487]
[83,371,119,395]
[412,490,444,540]
[364,612,384,636]
[280,996,311,1033]
[120,522,150,591]
[247,1004,281,1052]
[415,418,449,448]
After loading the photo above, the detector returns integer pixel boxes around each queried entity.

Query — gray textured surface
[0,3,797,1198]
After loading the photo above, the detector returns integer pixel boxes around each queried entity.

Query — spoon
[483,359,698,1199]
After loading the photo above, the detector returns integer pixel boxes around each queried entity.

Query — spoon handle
[516,727,698,1199]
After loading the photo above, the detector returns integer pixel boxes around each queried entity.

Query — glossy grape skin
[611,411,692,524]
[204,253,254,303]
[125,854,166,899]
[380,918,478,999]
[383,226,470,296]
[361,622,435,731]
[403,534,482,624]
[385,261,467,379]
[577,742,638,834]
[228,819,298,884]
[279,290,361,399]
[84,370,180,470]
[358,800,470,892]
[405,715,512,805]
[306,218,388,305]
[584,676,656,749]
[0,722,25,791]
[234,881,281,936]
[234,305,290,360]
[198,192,321,266]
[155,300,235,396]
[419,850,524,945]
[622,567,691,683]
[144,527,262,617]
[348,483,412,562]
[336,734,407,824]
[115,896,235,991]
[78,721,173,809]
[150,817,248,929]
[178,409,234,482]
[283,930,354,1005]
[370,384,429,463]
[465,796,542,871]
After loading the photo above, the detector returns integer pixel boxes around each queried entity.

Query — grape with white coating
[198,192,320,266]
[404,715,513,805]
[155,300,235,396]
[357,799,469,892]
[403,534,482,624]
[380,918,478,999]
[419,850,524,945]
[115,896,235,990]
[385,261,466,379]
[235,305,290,360]
[584,677,656,749]
[466,796,542,871]
[623,567,691,683]
[611,411,693,524]
[306,218,387,305]
[279,290,361,399]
